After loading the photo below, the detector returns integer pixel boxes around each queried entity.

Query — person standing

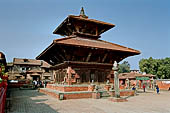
[143,84,146,92]
[156,85,159,94]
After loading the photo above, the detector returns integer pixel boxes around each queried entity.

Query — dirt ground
[9,89,170,113]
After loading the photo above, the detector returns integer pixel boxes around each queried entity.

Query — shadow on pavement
[7,88,59,113]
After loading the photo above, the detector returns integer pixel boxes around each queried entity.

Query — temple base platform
[39,84,135,100]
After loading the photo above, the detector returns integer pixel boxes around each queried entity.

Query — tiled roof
[119,72,156,79]
[54,37,140,54]
[41,61,51,68]
[69,15,115,26]
[13,58,41,65]
[26,69,43,73]
[37,37,140,60]
[13,58,51,68]
[53,15,115,36]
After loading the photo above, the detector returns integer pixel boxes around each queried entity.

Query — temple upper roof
[53,8,115,39]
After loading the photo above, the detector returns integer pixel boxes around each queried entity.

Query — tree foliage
[139,57,170,79]
[118,61,130,73]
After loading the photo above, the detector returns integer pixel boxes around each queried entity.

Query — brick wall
[64,87,88,92]
[156,81,170,90]
[109,90,134,97]
[120,90,134,96]
[46,84,88,92]
[40,88,134,100]
[39,89,59,99]
[64,93,92,99]
[39,89,92,100]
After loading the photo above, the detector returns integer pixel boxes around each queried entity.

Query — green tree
[139,57,170,79]
[118,61,130,73]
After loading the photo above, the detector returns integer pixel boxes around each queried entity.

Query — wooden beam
[97,56,101,62]
[102,53,108,63]
[49,51,62,64]
[96,26,99,36]
[72,55,75,61]
[48,59,55,65]
[66,24,73,36]
[58,45,69,61]
[86,52,92,62]
[58,53,66,60]
[53,55,60,62]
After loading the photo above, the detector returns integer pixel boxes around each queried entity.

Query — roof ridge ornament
[79,7,88,18]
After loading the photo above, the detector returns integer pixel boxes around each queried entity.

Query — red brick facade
[156,80,170,90]
[46,84,88,92]
[40,84,134,100]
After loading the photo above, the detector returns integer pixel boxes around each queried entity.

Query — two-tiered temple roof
[36,8,140,66]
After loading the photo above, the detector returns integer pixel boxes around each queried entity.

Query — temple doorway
[32,75,40,81]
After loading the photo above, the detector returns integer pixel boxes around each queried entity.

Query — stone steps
[100,91,110,98]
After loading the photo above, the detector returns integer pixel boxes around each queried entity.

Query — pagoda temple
[36,8,140,84]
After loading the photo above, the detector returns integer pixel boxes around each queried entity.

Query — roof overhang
[36,37,140,60]
[36,37,141,66]
[51,61,113,70]
[53,15,115,36]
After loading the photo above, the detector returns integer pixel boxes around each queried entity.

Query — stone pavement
[8,88,170,113]
[8,89,58,113]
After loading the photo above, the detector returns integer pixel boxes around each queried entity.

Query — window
[20,67,26,71]
[23,59,29,62]
[45,68,49,73]
[45,77,49,80]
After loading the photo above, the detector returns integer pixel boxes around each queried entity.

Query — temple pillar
[113,61,120,98]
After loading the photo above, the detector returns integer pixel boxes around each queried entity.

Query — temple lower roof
[36,36,140,62]
[51,61,113,69]
[53,37,140,53]
[36,36,140,66]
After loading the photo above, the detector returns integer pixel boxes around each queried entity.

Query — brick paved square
[8,89,170,113]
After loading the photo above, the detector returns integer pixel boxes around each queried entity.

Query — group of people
[132,84,159,94]
[33,80,47,89]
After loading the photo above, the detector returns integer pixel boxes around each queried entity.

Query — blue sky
[0,0,170,69]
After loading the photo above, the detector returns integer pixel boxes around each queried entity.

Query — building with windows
[8,58,52,81]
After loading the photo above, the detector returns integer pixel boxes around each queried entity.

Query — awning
[136,77,149,80]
